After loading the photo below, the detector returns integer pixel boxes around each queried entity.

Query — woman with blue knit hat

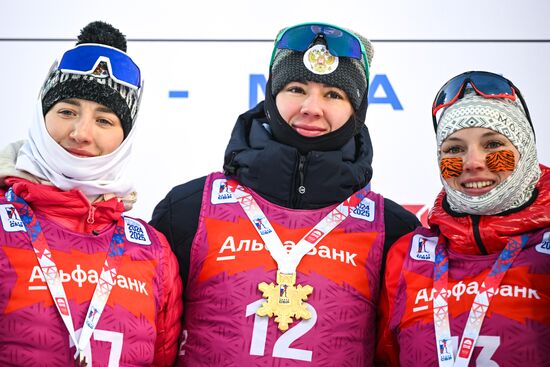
[0,21,182,366]
[152,22,419,366]
[376,71,549,366]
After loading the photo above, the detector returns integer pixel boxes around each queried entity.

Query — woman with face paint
[151,22,420,366]
[0,21,182,366]
[375,71,550,366]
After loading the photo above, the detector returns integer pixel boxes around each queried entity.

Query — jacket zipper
[291,154,307,207]
[471,215,488,255]
[87,206,96,225]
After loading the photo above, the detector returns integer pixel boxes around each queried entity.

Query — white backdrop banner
[1,1,549,224]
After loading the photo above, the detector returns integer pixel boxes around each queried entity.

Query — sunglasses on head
[58,44,142,90]
[432,71,532,131]
[270,22,370,81]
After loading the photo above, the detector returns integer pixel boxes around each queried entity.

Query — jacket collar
[428,165,550,254]
[223,102,373,209]
[3,177,125,234]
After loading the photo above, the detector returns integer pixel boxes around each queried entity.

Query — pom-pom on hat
[41,21,141,138]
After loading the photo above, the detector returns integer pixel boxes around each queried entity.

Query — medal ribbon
[432,234,527,367]
[5,189,126,361]
[227,179,368,274]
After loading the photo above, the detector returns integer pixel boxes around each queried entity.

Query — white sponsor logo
[28,264,149,295]
[0,204,26,232]
[413,281,541,313]
[410,234,438,262]
[217,236,359,267]
[211,178,237,204]
[124,217,151,245]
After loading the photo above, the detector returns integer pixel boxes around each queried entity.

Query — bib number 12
[246,299,317,362]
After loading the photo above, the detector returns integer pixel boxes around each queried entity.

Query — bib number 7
[69,328,123,366]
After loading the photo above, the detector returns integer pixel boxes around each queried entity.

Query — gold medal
[256,271,313,331]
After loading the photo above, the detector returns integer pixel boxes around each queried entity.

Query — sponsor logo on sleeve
[0,204,26,232]
[211,178,237,204]
[124,217,151,245]
[410,234,438,262]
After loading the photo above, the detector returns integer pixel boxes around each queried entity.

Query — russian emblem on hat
[303,44,338,75]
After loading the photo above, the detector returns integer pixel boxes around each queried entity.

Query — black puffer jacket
[151,102,419,287]
[223,102,374,209]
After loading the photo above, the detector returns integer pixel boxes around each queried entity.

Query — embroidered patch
[303,44,339,75]
[410,234,438,262]
[0,204,26,232]
[124,217,151,245]
[211,178,237,204]
[535,232,550,255]
[349,197,375,222]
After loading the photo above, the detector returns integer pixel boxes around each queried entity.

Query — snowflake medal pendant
[256,271,313,332]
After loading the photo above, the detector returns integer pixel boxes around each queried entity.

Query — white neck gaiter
[436,94,540,215]
[15,97,136,197]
